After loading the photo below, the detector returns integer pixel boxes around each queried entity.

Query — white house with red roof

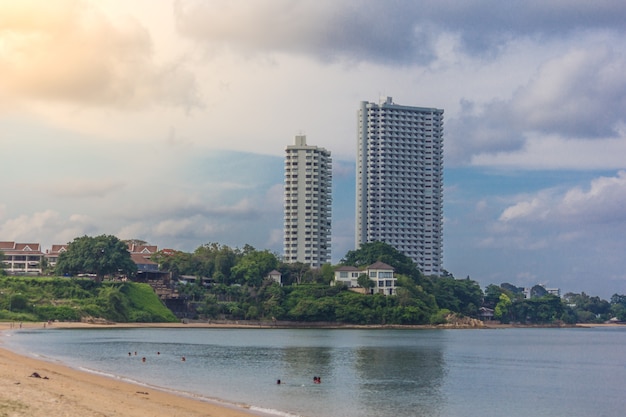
[0,241,44,275]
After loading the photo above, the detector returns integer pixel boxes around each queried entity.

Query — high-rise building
[356,97,444,276]
[284,135,332,268]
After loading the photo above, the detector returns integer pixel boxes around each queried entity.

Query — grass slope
[0,276,177,323]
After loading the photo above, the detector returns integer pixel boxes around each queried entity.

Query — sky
[1,0,626,299]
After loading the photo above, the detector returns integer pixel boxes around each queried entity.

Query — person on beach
[276,379,281,385]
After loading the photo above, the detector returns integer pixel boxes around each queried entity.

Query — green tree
[279,262,310,285]
[0,251,5,276]
[357,273,375,294]
[230,247,279,287]
[483,284,504,309]
[610,294,626,321]
[56,235,137,282]
[563,292,611,323]
[433,277,483,317]
[508,295,564,324]
[319,263,335,285]
[494,293,512,323]
[152,250,193,279]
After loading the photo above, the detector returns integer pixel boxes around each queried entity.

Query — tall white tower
[356,97,444,276]
[284,135,332,268]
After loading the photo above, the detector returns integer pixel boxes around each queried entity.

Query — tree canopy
[0,251,5,276]
[56,235,137,282]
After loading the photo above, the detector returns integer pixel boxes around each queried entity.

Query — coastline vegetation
[2,239,625,325]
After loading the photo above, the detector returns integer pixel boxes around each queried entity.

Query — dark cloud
[446,45,626,165]
[174,0,626,65]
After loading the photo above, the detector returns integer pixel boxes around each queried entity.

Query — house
[479,307,494,321]
[367,261,397,296]
[45,244,68,268]
[0,241,44,275]
[128,244,159,272]
[332,266,362,288]
[127,244,171,282]
[332,262,397,296]
[266,270,282,286]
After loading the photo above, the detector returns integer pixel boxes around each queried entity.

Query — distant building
[356,97,444,276]
[0,241,43,275]
[266,270,282,286]
[126,244,171,283]
[127,244,159,273]
[45,244,68,268]
[332,261,397,296]
[523,285,561,299]
[283,135,332,268]
[333,266,362,288]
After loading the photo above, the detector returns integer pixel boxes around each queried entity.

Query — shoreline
[5,319,625,331]
[0,322,265,417]
[2,320,624,417]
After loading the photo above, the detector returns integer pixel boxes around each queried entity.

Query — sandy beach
[0,322,259,417]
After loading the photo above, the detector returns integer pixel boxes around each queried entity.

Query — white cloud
[0,210,98,247]
[47,179,127,198]
[500,171,626,225]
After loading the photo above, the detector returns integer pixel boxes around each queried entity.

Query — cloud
[511,46,626,138]
[470,135,626,170]
[0,210,97,246]
[174,0,437,65]
[173,0,626,66]
[499,171,626,225]
[446,39,626,167]
[0,0,200,110]
[47,179,127,198]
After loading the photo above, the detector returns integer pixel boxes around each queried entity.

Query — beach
[2,321,623,417]
[0,322,259,417]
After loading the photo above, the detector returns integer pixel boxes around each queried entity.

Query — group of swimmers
[127,351,186,362]
[276,376,322,385]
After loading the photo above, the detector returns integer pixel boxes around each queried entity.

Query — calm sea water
[3,327,626,417]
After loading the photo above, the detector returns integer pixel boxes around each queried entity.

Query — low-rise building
[333,266,361,288]
[266,270,282,286]
[45,244,68,268]
[0,241,44,275]
[333,262,397,296]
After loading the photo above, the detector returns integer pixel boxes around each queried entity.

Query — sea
[3,326,626,417]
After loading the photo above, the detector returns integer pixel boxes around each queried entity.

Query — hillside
[0,277,178,323]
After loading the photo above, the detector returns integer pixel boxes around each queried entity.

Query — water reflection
[281,346,334,382]
[354,344,446,417]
